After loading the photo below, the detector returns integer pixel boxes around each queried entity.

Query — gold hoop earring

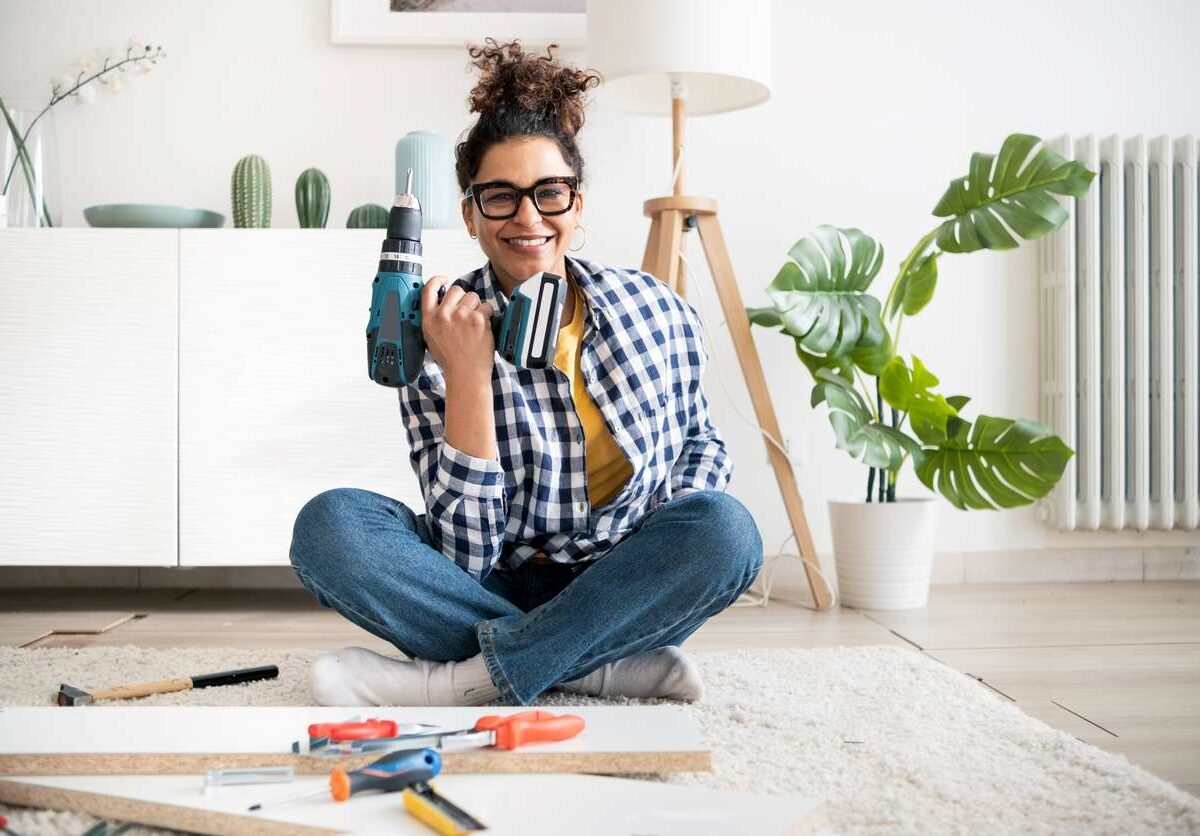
[569,226,586,252]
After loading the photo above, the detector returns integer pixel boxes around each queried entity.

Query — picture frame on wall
[330,0,585,48]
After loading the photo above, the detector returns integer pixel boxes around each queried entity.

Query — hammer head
[57,683,93,706]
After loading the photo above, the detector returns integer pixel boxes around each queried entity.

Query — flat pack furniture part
[0,772,828,836]
[0,705,710,776]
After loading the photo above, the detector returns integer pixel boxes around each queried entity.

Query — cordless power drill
[366,169,568,388]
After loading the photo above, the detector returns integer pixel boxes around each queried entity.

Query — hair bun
[466,38,601,137]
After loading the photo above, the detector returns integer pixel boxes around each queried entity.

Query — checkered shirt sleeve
[396,365,508,581]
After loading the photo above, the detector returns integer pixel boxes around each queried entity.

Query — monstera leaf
[747,226,889,363]
[811,368,921,470]
[886,250,939,320]
[933,133,1095,253]
[879,355,959,445]
[914,415,1074,510]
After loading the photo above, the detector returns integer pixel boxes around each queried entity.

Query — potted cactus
[295,168,330,228]
[747,133,1095,609]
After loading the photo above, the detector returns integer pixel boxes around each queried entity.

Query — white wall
[2,0,1197,561]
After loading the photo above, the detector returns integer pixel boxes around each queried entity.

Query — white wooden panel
[0,705,703,758]
[0,229,176,566]
[179,229,481,566]
[0,773,825,836]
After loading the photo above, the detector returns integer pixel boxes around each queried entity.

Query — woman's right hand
[421,275,496,388]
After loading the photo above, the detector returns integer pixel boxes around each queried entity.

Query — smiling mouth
[502,234,554,248]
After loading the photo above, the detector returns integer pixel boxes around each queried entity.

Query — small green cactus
[231,155,271,228]
[347,204,388,229]
[295,168,331,228]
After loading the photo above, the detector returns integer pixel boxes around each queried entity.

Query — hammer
[57,664,279,706]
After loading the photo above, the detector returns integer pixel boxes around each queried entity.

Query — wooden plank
[0,705,710,776]
[0,773,826,836]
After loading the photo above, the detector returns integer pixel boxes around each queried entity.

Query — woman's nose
[513,193,543,225]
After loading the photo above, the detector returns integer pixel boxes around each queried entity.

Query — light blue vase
[395,130,459,229]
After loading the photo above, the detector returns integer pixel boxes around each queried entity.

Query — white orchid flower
[74,84,97,105]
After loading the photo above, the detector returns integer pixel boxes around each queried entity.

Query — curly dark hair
[455,38,602,194]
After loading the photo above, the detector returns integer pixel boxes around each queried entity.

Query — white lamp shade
[585,0,771,116]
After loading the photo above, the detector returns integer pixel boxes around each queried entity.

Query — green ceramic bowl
[83,203,226,228]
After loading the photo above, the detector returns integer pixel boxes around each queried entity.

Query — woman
[289,40,763,707]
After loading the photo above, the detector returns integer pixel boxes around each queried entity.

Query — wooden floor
[2,582,1197,798]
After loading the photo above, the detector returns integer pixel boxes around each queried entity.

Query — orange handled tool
[473,710,585,750]
[327,709,586,756]
[308,718,398,742]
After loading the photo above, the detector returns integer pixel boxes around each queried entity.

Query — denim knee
[289,487,380,574]
[672,491,764,582]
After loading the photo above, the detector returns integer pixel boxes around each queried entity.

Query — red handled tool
[324,710,585,756]
[294,717,440,753]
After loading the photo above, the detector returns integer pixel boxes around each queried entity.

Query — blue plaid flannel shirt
[397,254,733,581]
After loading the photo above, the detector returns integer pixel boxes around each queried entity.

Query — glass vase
[1,101,62,228]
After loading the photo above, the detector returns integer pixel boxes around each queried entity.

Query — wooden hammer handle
[92,677,193,701]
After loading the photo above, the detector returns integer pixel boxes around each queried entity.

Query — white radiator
[1039,135,1199,531]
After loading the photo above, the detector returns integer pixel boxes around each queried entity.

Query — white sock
[308,646,501,707]
[556,646,704,702]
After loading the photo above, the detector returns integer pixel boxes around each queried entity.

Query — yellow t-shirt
[555,281,633,508]
[531,281,633,564]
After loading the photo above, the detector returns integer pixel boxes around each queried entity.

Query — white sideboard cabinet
[1,228,480,567]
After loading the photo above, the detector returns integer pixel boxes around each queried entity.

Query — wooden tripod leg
[641,214,662,277]
[647,209,683,293]
[694,214,834,610]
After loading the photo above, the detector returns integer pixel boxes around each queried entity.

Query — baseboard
[0,547,1194,591]
[758,546,1199,607]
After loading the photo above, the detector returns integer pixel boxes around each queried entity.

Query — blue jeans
[288,488,763,703]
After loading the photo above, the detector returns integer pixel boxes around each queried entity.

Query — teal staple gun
[366,169,567,387]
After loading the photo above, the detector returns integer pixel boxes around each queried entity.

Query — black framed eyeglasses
[465,176,578,220]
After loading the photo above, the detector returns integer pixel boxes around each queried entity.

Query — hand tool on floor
[248,747,487,833]
[0,813,21,836]
[204,766,294,790]
[292,717,441,753]
[366,168,566,387]
[319,709,585,757]
[56,664,278,706]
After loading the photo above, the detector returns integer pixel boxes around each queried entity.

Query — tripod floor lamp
[587,0,834,609]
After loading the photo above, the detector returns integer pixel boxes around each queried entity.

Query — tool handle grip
[331,748,441,802]
[308,719,398,741]
[474,710,586,750]
[92,677,192,701]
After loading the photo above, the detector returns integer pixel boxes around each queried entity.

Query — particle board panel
[0,773,826,836]
[0,705,710,776]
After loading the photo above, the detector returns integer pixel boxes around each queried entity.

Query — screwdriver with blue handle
[248,748,485,833]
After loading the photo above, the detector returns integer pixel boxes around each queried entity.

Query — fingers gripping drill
[366,169,567,387]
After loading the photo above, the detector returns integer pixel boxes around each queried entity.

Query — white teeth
[509,237,548,246]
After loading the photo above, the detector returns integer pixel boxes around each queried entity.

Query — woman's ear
[460,197,475,237]
[574,191,584,226]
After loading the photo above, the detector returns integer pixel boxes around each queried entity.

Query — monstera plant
[748,133,1095,512]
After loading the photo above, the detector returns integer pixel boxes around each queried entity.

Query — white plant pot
[828,498,938,610]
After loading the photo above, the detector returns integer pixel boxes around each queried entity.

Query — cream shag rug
[1,644,1198,835]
